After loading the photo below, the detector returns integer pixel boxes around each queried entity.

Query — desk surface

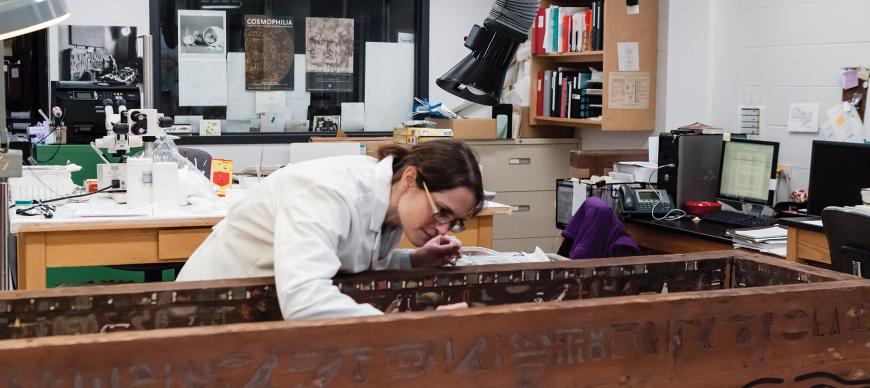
[11,195,511,233]
[778,216,824,233]
[627,217,733,245]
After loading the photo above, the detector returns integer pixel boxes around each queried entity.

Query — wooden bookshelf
[528,0,658,132]
[534,50,604,63]
[533,116,602,128]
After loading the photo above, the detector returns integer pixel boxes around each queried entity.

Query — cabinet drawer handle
[508,158,531,165]
[511,205,531,212]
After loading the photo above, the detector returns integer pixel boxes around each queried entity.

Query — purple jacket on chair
[560,197,641,259]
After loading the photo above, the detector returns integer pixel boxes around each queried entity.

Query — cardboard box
[569,149,649,179]
[432,118,496,140]
[309,136,397,158]
[392,127,453,144]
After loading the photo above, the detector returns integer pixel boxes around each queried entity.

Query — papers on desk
[800,219,824,227]
[727,226,788,257]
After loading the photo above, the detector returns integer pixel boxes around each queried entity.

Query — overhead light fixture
[0,0,70,40]
[436,0,540,106]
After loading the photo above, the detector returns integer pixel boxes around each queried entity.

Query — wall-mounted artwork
[57,25,140,85]
[244,15,295,91]
[305,17,354,92]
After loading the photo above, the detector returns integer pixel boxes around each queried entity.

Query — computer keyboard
[701,211,777,227]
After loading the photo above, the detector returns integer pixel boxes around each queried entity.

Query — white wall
[698,0,870,191]
[428,0,494,119]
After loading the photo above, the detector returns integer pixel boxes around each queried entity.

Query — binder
[533,6,546,55]
[535,70,544,116]
[543,70,552,117]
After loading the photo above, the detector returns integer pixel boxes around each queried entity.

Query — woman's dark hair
[378,140,485,217]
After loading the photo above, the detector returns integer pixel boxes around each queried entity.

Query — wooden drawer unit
[158,228,213,261]
[494,236,562,253]
[493,191,558,239]
[473,142,578,192]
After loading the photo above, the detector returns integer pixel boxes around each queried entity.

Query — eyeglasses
[422,181,466,233]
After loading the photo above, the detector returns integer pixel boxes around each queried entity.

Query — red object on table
[684,201,721,216]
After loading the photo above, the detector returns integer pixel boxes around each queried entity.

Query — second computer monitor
[717,138,780,206]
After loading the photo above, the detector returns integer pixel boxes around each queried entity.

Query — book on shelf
[533,4,592,54]
[536,68,601,120]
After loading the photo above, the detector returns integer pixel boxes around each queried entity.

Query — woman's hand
[410,235,462,268]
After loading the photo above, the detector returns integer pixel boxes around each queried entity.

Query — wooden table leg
[478,216,493,249]
[17,232,47,290]
[786,227,799,263]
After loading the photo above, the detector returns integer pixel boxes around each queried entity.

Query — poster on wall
[245,15,295,90]
[56,25,140,85]
[305,17,354,92]
[177,9,228,107]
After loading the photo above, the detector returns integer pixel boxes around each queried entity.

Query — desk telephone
[618,185,674,216]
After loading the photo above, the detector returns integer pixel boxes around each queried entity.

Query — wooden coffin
[1,250,869,387]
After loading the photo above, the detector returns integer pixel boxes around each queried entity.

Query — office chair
[178,147,212,177]
[822,207,870,278]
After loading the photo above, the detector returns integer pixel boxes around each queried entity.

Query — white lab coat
[176,155,410,320]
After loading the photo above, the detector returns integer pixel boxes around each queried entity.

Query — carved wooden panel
[0,251,865,387]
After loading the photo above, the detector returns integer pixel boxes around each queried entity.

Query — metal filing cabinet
[469,139,580,253]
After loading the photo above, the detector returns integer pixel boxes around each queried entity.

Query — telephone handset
[618,185,675,216]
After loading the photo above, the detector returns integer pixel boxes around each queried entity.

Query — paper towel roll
[152,162,179,209]
[126,158,153,208]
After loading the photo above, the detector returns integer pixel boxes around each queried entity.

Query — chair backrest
[289,143,361,164]
[178,147,212,177]
[821,206,870,278]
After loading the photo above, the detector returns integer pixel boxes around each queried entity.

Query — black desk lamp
[436,0,540,106]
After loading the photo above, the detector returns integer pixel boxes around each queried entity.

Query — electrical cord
[651,191,687,221]
[31,112,65,163]
[11,185,116,218]
[648,163,675,186]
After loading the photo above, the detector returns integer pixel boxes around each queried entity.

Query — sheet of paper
[178,10,229,107]
[178,59,228,106]
[259,113,289,132]
[255,91,286,113]
[617,42,640,72]
[226,52,257,120]
[341,102,365,131]
[800,219,824,227]
[365,42,414,131]
[286,54,311,128]
[608,72,649,109]
[787,102,820,133]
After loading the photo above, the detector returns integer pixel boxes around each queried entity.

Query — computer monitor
[807,140,870,215]
[717,138,779,206]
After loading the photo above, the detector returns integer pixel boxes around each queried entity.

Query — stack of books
[531,2,603,54]
[536,68,602,119]
[727,226,788,257]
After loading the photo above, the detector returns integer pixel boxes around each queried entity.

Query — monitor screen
[718,139,779,205]
[808,140,870,215]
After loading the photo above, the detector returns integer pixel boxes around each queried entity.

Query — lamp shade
[0,0,70,40]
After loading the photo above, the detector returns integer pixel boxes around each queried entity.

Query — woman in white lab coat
[176,140,484,320]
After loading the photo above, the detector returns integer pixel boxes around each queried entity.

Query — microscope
[94,98,174,194]
[96,98,173,160]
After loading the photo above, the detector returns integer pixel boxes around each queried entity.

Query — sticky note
[859,66,870,81]
[844,68,859,89]
[723,132,731,142]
